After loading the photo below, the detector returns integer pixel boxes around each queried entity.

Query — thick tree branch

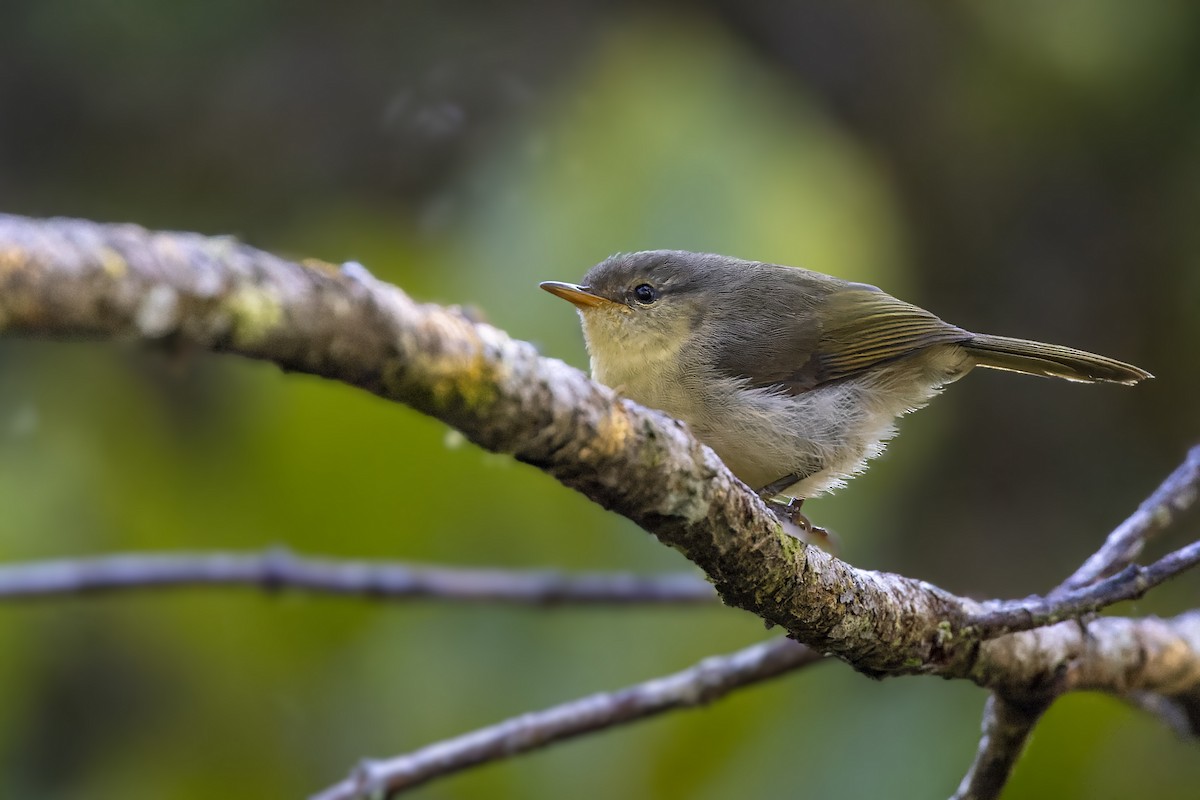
[1,213,1196,689]
[309,637,823,800]
[3,214,1199,800]
[973,610,1200,703]
[0,550,717,605]
[0,213,965,672]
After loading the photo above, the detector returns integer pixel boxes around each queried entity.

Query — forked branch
[1,213,1196,800]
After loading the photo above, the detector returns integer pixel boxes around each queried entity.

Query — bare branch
[310,638,823,800]
[969,538,1200,637]
[955,448,1200,799]
[0,549,716,605]
[0,212,972,673]
[3,214,1199,799]
[0,213,1195,684]
[950,695,1049,800]
[1057,444,1200,594]
[944,609,1200,800]
[973,610,1200,702]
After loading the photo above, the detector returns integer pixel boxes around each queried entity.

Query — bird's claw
[763,495,839,554]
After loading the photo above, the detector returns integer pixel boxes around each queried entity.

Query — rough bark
[2,213,1198,799]
[1,214,1196,688]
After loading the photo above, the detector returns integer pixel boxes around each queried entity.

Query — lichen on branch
[1,213,1197,704]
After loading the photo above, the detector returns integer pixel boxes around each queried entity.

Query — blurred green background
[1,2,1198,798]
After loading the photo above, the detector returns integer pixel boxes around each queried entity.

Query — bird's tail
[964,334,1152,385]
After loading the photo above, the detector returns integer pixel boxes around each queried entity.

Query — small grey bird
[541,251,1151,501]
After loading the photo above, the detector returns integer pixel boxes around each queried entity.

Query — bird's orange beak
[539,281,614,308]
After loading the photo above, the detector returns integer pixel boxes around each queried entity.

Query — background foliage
[1,2,1197,798]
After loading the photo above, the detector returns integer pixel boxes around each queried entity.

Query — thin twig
[0,550,717,605]
[969,539,1200,637]
[1057,444,1200,594]
[310,638,823,800]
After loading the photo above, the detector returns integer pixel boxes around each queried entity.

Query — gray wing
[713,284,971,395]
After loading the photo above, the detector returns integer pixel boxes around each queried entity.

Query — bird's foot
[763,495,840,555]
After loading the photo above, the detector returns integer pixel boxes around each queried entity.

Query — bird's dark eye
[633,283,659,305]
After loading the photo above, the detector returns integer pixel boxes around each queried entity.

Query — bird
[541,250,1152,507]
